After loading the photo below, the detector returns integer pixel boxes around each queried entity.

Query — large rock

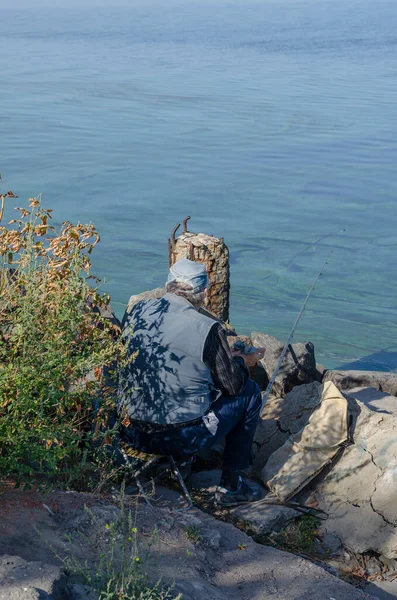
[262,382,349,502]
[323,370,397,397]
[232,503,300,537]
[251,332,317,396]
[306,386,397,559]
[253,381,321,473]
[190,469,300,537]
[366,580,397,600]
[88,297,121,336]
[123,287,166,325]
[0,555,61,600]
[0,482,379,600]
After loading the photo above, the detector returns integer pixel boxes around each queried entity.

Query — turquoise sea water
[1,0,397,370]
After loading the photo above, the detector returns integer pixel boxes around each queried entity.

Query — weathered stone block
[253,382,321,473]
[0,555,61,600]
[251,332,317,396]
[231,503,300,537]
[323,370,397,397]
[123,287,165,324]
[309,387,397,558]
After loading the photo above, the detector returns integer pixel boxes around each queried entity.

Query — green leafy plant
[0,190,128,488]
[61,486,182,600]
[270,514,322,556]
[183,525,202,544]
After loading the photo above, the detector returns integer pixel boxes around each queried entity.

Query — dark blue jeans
[121,378,262,472]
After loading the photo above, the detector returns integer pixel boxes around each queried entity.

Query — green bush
[0,191,128,488]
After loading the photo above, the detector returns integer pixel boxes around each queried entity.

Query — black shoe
[215,477,262,507]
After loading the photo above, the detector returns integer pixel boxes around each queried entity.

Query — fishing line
[284,228,346,268]
[258,227,345,292]
[47,164,129,206]
[260,253,332,413]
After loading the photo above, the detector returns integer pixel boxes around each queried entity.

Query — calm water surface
[1,0,397,370]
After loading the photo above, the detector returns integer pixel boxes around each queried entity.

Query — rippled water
[1,0,397,369]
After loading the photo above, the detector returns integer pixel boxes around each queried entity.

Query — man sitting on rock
[118,258,265,506]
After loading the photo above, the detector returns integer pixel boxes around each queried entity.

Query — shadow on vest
[118,294,215,426]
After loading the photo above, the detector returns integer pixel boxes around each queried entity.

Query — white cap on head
[166,258,208,293]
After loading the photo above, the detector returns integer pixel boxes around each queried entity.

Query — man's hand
[231,347,265,367]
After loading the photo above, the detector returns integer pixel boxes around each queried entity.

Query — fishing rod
[260,256,330,412]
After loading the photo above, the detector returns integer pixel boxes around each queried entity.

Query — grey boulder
[308,386,397,559]
[122,287,166,326]
[251,332,317,396]
[253,381,322,472]
[231,502,300,537]
[0,555,61,600]
[323,370,397,397]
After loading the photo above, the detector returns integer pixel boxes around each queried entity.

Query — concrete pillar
[169,218,230,322]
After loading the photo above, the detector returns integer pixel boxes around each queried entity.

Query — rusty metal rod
[183,216,191,233]
[171,223,181,249]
